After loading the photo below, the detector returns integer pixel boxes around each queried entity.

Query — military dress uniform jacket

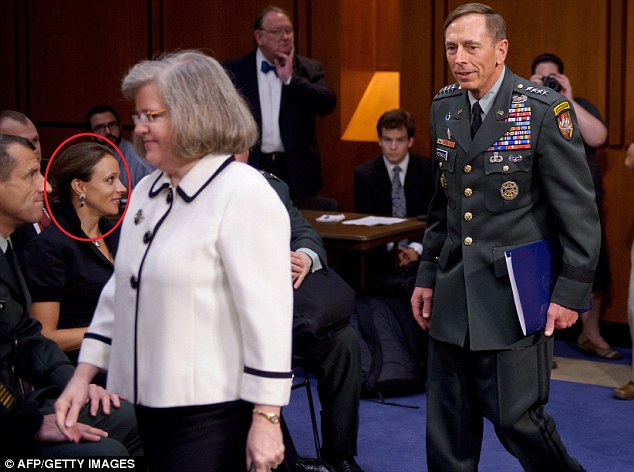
[416,68,600,350]
[0,247,74,448]
[79,154,294,408]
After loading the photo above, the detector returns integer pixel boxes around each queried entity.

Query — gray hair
[0,134,35,181]
[444,3,506,41]
[121,50,258,159]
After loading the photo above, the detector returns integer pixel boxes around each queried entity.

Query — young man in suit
[0,134,141,456]
[410,4,599,471]
[354,109,434,268]
[223,5,336,209]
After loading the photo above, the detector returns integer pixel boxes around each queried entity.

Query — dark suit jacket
[417,67,600,350]
[0,245,74,451]
[224,50,336,198]
[354,154,434,218]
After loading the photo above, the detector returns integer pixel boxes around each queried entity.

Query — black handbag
[292,268,355,339]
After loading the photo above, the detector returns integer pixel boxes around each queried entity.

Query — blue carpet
[284,341,634,471]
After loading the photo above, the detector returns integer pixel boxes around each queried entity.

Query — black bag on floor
[353,296,427,399]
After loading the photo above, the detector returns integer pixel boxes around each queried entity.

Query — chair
[282,367,321,460]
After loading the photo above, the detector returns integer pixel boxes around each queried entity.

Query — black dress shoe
[326,456,364,472]
[291,457,336,472]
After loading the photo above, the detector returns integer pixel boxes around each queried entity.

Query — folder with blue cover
[504,239,555,336]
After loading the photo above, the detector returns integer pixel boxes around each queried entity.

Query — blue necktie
[261,60,277,76]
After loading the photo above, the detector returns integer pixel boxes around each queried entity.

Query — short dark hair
[531,53,564,75]
[0,134,36,181]
[49,142,113,204]
[377,109,415,139]
[85,105,121,131]
[444,3,506,41]
[254,5,291,30]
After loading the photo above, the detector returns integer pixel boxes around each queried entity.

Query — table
[300,210,426,292]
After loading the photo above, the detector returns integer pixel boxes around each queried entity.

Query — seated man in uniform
[235,152,364,472]
[0,134,141,456]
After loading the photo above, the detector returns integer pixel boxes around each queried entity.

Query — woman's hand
[246,407,285,471]
[54,363,99,442]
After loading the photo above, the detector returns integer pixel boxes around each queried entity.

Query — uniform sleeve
[219,175,293,406]
[536,98,600,309]
[22,234,66,302]
[416,104,448,288]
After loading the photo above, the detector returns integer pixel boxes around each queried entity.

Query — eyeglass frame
[258,27,294,37]
[132,109,168,125]
[92,121,120,133]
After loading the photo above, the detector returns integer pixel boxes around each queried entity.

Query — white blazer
[80,154,293,408]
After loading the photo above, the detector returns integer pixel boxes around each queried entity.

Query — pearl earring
[79,194,86,207]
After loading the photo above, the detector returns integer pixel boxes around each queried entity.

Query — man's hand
[275,43,294,83]
[411,286,434,330]
[291,251,312,289]
[625,142,634,171]
[35,414,107,443]
[397,247,420,266]
[544,302,578,336]
[529,72,573,99]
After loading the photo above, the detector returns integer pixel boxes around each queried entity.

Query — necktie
[471,101,483,138]
[261,60,278,76]
[391,166,406,218]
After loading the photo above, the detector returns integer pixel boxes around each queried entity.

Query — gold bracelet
[252,408,281,424]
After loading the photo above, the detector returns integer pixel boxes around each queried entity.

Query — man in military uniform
[410,4,599,471]
[0,134,141,456]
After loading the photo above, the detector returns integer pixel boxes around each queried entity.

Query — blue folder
[504,240,555,336]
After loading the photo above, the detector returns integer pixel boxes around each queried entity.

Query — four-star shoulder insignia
[435,83,462,99]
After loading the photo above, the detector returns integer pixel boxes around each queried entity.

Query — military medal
[489,152,503,163]
[440,174,448,189]
[500,181,519,200]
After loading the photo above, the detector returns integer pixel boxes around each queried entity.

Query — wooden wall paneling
[400,0,435,157]
[26,0,149,158]
[0,1,19,111]
[607,0,626,146]
[626,0,634,143]
[376,0,400,72]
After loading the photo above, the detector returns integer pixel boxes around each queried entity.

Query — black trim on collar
[176,156,235,203]
[148,172,170,199]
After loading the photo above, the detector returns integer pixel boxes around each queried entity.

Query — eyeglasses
[259,27,294,37]
[92,121,120,133]
[132,109,168,125]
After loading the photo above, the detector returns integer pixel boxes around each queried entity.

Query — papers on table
[342,216,407,226]
[315,213,346,223]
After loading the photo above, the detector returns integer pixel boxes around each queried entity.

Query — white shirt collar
[383,153,410,184]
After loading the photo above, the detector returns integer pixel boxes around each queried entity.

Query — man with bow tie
[223,5,336,209]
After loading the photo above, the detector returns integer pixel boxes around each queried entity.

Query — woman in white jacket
[54,50,293,472]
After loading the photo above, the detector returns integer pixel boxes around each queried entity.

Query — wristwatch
[252,408,281,424]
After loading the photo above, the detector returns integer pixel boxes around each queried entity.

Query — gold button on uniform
[503,165,509,172]
[464,237,473,246]
[464,212,473,221]
[464,188,473,197]
[464,165,471,173]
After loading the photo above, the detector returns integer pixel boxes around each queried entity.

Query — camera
[542,74,561,92]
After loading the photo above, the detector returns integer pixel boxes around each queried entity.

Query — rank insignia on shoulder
[557,111,573,140]
[438,83,461,94]
[525,86,550,96]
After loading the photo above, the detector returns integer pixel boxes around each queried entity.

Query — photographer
[530,53,620,360]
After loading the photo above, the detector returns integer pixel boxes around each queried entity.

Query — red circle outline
[43,133,131,243]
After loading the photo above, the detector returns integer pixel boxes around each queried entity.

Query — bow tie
[261,60,278,76]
